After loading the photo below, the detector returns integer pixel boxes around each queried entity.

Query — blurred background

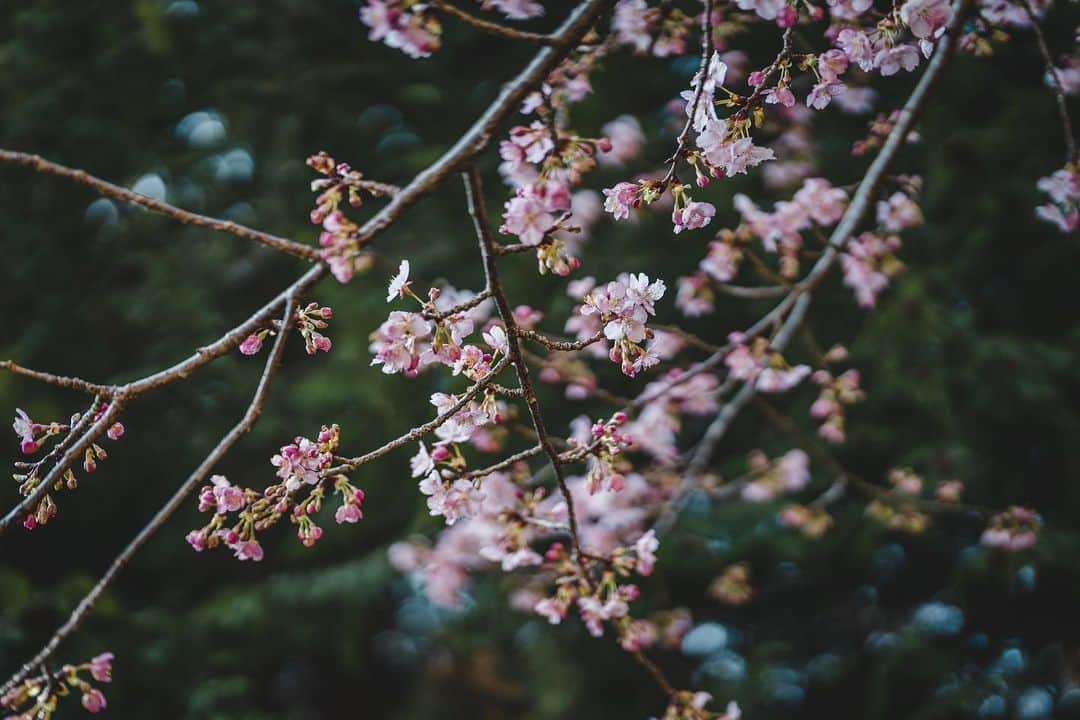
[2,1,1080,718]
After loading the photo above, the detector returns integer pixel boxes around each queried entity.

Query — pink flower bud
[23,514,36,531]
[239,334,264,356]
[431,445,451,462]
[107,422,125,440]
[81,689,107,714]
[777,6,797,27]
[748,70,766,88]
[20,439,38,455]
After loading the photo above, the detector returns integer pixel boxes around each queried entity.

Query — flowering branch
[0,296,297,696]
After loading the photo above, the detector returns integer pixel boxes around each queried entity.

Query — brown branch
[1019,0,1077,163]
[459,443,545,480]
[430,0,564,45]
[0,150,319,261]
[0,361,113,397]
[0,297,298,695]
[423,289,493,322]
[0,400,124,535]
[464,167,587,556]
[519,328,604,352]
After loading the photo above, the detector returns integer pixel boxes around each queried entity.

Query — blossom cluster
[186,425,364,561]
[1,652,113,718]
[370,260,503,380]
[239,301,334,357]
[576,273,666,376]
[12,404,125,531]
[306,151,391,283]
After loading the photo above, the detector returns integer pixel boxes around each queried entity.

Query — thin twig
[465,167,587,556]
[1020,0,1077,163]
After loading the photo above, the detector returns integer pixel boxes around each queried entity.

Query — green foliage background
[1,1,1079,718]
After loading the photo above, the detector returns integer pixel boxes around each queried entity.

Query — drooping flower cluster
[187,425,364,560]
[567,412,635,494]
[13,404,125,531]
[1,652,114,718]
[577,273,666,376]
[611,0,693,57]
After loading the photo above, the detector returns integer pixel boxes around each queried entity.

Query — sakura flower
[807,81,845,110]
[672,200,716,234]
[634,529,660,575]
[836,28,875,71]
[370,311,433,375]
[501,189,556,246]
[485,0,543,20]
[875,45,920,76]
[239,333,264,356]
[483,324,510,355]
[900,0,953,40]
[210,474,246,514]
[876,192,923,231]
[410,442,436,478]
[603,181,640,220]
[700,241,741,282]
[232,539,264,562]
[12,408,38,454]
[360,0,441,58]
[386,259,411,302]
[88,652,114,683]
[81,689,107,714]
[980,506,1040,551]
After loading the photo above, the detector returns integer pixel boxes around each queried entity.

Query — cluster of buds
[295,302,333,355]
[840,232,904,309]
[864,469,934,536]
[188,425,363,561]
[724,333,811,393]
[1,652,113,718]
[578,412,634,494]
[981,506,1040,552]
[238,302,334,357]
[810,355,865,443]
[13,405,125,531]
[306,151,388,283]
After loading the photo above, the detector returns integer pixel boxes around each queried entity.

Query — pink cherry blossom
[672,200,716,234]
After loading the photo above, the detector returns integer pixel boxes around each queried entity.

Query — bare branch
[0,150,319,261]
